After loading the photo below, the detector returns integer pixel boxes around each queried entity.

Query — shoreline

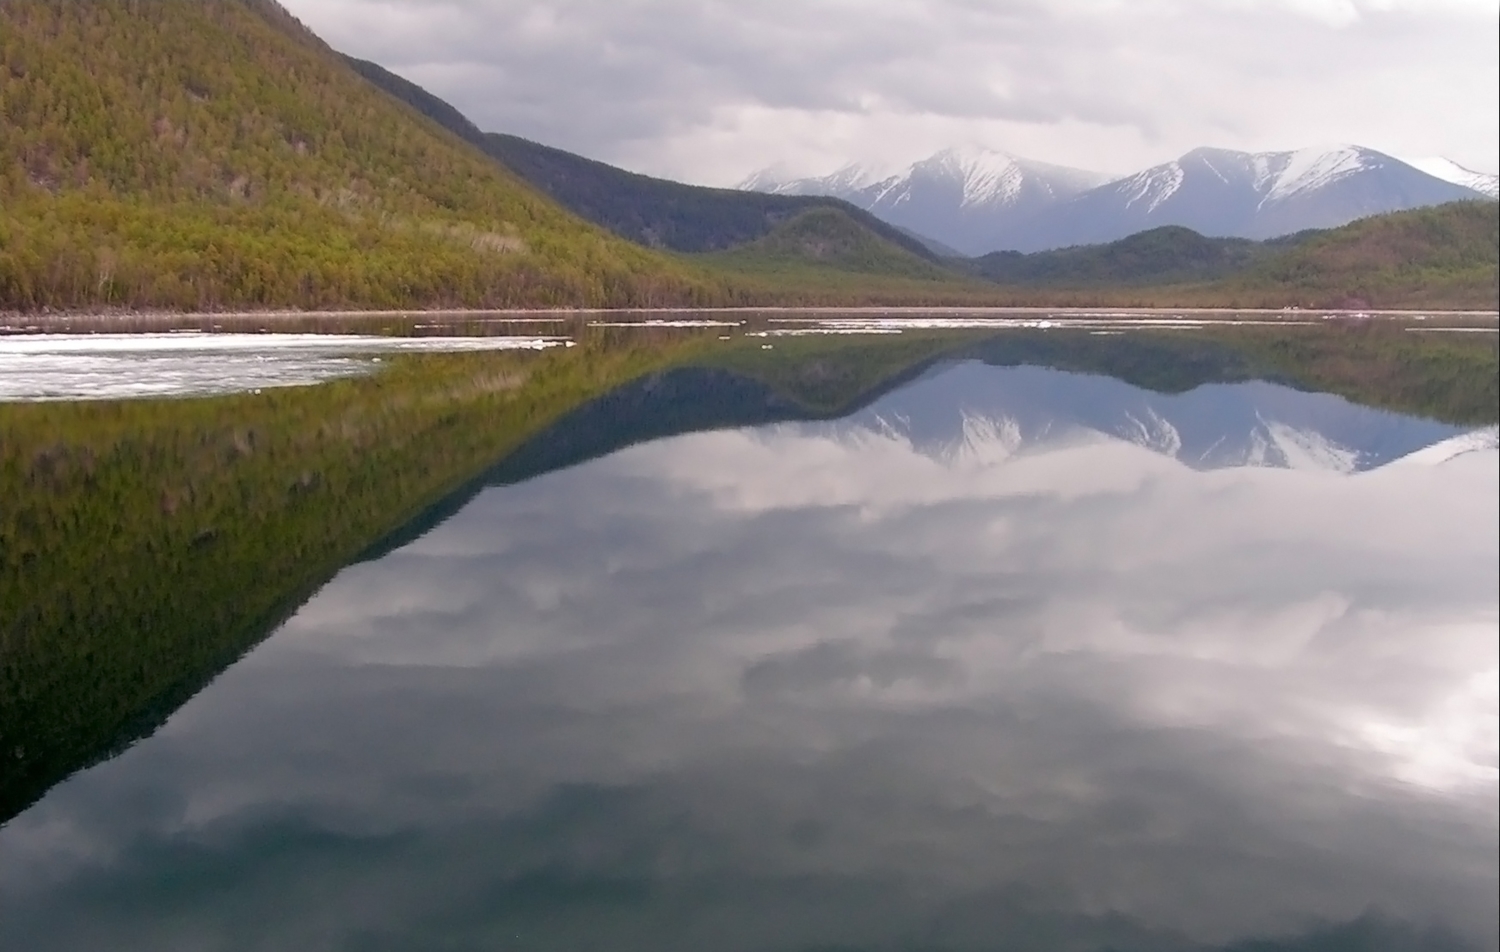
[4,305,1498,326]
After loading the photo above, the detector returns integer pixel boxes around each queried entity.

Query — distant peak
[1398,156,1500,198]
[739,146,1108,207]
[1262,145,1376,202]
[1180,145,1253,162]
[928,144,1018,167]
[737,165,794,192]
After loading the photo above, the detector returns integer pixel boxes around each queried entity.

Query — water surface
[1,327,1495,951]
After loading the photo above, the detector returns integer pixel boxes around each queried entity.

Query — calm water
[1,323,1496,951]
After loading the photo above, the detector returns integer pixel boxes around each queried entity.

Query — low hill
[1219,200,1499,309]
[961,203,1498,310]
[344,56,944,260]
[701,207,971,286]
[0,0,726,311]
[965,226,1286,287]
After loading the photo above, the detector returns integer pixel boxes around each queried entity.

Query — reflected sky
[2,364,1495,951]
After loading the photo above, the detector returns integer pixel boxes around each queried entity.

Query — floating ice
[0,332,567,401]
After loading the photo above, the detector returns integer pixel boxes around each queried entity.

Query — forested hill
[344,56,943,259]
[706,207,959,280]
[965,226,1287,288]
[1222,200,1499,309]
[0,0,731,311]
[952,202,1498,308]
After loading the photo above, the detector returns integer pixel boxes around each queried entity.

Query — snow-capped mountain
[741,147,1112,256]
[1399,157,1499,200]
[1010,145,1487,251]
[816,361,1477,473]
[745,145,1491,254]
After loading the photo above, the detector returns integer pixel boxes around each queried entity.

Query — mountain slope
[0,0,724,311]
[961,202,1498,309]
[1021,146,1485,251]
[477,133,948,259]
[345,56,943,259]
[1220,200,1500,309]
[743,147,1112,256]
[702,207,963,279]
[1401,158,1499,200]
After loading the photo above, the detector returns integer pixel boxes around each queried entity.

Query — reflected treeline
[0,336,714,821]
[726,321,1498,425]
[2,323,1494,824]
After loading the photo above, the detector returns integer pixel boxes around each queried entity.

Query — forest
[0,0,736,311]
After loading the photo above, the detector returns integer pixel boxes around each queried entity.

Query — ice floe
[0,332,568,401]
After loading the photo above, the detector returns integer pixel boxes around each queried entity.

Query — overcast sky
[282,0,1500,186]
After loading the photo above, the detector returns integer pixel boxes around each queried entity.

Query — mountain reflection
[3,355,1494,951]
[834,361,1486,471]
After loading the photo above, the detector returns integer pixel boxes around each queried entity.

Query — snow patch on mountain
[743,147,1111,211]
[1262,145,1374,204]
[1400,157,1499,199]
[743,161,891,197]
[1120,164,1186,213]
[925,147,1028,207]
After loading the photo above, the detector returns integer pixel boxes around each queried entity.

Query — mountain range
[743,147,1113,257]
[745,146,1497,255]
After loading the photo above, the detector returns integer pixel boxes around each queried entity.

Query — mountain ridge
[342,56,945,260]
[744,147,1112,256]
[745,144,1491,254]
[1400,157,1499,200]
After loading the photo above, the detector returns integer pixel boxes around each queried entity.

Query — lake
[1,313,1496,951]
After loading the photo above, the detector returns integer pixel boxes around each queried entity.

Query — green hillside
[958,203,1498,309]
[344,55,943,259]
[966,226,1281,287]
[698,206,986,296]
[0,0,729,311]
[1217,200,1499,309]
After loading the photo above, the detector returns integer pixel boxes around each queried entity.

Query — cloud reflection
[1,405,1495,950]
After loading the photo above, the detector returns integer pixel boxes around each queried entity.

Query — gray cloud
[281,0,1499,183]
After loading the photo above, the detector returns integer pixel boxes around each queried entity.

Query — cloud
[281,0,1499,183]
